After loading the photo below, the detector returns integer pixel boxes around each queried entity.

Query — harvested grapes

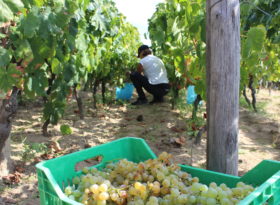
[64,152,255,205]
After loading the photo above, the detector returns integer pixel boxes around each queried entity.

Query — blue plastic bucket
[116,83,134,100]
[186,85,197,104]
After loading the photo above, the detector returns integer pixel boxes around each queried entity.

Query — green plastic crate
[36,137,157,205]
[36,137,280,205]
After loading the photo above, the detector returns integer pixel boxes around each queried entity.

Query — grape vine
[148,0,280,112]
[0,0,141,136]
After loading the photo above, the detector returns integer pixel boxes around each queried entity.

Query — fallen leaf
[174,136,186,146]
[74,110,80,114]
[84,143,91,148]
[170,126,185,133]
[191,124,197,131]
[98,114,106,118]
[41,153,54,160]
[34,157,42,163]
[50,141,62,153]
[85,156,103,164]
[2,172,22,184]
[162,137,187,148]
[2,197,17,204]
[15,166,25,173]
[97,156,103,162]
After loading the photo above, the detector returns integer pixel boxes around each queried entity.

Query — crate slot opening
[75,155,104,172]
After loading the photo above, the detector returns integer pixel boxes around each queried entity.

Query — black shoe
[149,97,164,105]
[131,98,148,105]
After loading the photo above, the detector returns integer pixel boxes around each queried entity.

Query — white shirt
[140,55,169,85]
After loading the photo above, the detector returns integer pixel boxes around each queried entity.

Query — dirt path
[0,89,279,205]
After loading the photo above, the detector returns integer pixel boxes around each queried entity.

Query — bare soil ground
[1,89,279,205]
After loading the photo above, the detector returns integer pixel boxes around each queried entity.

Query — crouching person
[130,45,170,105]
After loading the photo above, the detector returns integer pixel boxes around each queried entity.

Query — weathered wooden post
[0,89,18,177]
[206,0,240,175]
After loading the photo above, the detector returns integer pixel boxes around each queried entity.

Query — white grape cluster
[64,152,254,205]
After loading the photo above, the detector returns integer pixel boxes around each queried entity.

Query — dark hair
[138,45,150,57]
[142,48,152,57]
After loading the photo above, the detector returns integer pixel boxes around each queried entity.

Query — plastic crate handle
[74,155,104,172]
[68,144,115,174]
[53,137,150,174]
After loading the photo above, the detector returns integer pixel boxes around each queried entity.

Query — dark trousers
[130,72,170,100]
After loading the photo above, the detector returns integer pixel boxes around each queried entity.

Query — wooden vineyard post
[206,0,241,175]
[0,89,18,176]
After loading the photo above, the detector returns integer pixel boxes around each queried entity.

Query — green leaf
[60,124,72,135]
[200,18,206,43]
[247,26,266,51]
[51,58,62,74]
[191,2,201,13]
[189,18,200,34]
[242,40,251,58]
[172,16,180,37]
[0,0,24,23]
[0,47,11,67]
[0,33,6,38]
[26,76,32,91]
[247,53,259,67]
[66,34,76,51]
[66,0,79,14]
[29,37,54,61]
[174,55,185,73]
[69,18,78,37]
[21,8,41,38]
[63,63,76,84]
[75,33,88,51]
[90,7,106,31]
[153,29,165,45]
[38,9,62,39]
[43,99,65,124]
[33,0,44,7]
[0,1,13,23]
[3,0,24,13]
[272,34,280,44]
[24,68,48,95]
[53,0,65,9]
[14,39,32,61]
[81,52,90,68]
[0,64,21,92]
